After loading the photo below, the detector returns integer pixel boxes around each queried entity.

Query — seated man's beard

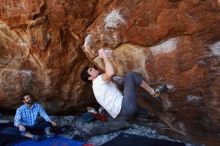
[25,100,32,105]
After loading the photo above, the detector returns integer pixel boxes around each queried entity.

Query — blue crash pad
[13,136,85,146]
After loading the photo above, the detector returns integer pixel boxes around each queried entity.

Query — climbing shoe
[32,135,42,141]
[153,84,168,100]
[154,84,168,93]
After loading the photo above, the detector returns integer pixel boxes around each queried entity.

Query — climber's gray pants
[119,71,144,117]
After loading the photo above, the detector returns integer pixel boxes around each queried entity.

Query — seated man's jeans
[19,121,52,135]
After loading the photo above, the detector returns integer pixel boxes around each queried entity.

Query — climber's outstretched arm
[98,49,115,81]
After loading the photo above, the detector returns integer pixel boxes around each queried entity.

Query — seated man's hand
[18,124,26,131]
[50,121,57,127]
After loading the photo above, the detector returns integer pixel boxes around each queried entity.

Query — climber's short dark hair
[80,66,92,83]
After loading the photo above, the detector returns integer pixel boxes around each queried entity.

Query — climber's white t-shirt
[92,74,123,118]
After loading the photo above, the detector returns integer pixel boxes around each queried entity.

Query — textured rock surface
[0,0,220,138]
[0,0,97,113]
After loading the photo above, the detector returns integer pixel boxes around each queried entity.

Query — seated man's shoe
[32,135,42,141]
[44,127,55,138]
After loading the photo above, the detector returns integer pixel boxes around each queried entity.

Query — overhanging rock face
[0,0,96,113]
[0,0,220,137]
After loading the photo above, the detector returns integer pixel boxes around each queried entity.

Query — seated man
[80,48,167,119]
[14,94,57,141]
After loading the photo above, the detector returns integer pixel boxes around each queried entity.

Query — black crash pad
[101,133,185,146]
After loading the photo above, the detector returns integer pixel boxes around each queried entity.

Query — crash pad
[13,136,85,146]
[101,133,185,146]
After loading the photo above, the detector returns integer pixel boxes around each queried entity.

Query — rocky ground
[0,113,204,146]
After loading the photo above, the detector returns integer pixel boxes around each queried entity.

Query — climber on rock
[14,94,57,141]
[80,48,168,119]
